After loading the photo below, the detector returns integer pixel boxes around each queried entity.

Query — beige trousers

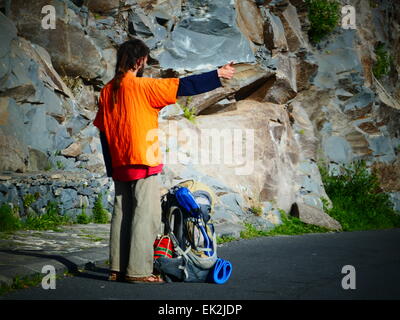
[109,174,161,277]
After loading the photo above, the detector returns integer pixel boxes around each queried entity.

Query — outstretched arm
[177,62,236,97]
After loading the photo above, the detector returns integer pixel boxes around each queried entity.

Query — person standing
[94,38,235,284]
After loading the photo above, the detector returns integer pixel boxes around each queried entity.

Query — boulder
[28,148,51,172]
[180,63,275,115]
[159,99,303,213]
[61,142,83,158]
[278,3,309,52]
[263,9,288,52]
[0,129,28,172]
[8,0,108,80]
[261,53,298,104]
[235,0,264,45]
[154,0,255,71]
[289,202,342,231]
[295,52,318,92]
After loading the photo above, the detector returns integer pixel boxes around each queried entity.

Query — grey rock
[213,204,242,224]
[0,98,29,172]
[323,135,353,164]
[290,202,341,231]
[159,104,183,120]
[367,135,397,163]
[66,114,90,136]
[236,0,264,45]
[219,193,246,216]
[155,0,255,71]
[28,148,51,172]
[244,215,275,231]
[214,222,244,239]
[58,188,79,211]
[0,13,17,59]
[311,30,363,89]
[263,8,288,51]
[8,0,108,80]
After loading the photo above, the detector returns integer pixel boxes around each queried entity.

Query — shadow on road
[0,249,109,282]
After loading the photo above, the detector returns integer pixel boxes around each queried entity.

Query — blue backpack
[156,186,218,282]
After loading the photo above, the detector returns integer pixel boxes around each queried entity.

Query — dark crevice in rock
[234,75,276,101]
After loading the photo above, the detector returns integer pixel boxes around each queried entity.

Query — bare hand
[217,62,235,80]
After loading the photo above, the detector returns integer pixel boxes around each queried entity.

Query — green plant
[372,42,393,79]
[240,223,270,239]
[249,206,263,216]
[305,0,341,44]
[23,193,40,209]
[56,161,65,170]
[92,194,109,224]
[0,273,44,296]
[319,160,400,231]
[0,204,22,232]
[265,213,331,236]
[180,97,196,123]
[76,205,91,224]
[80,234,104,242]
[240,212,330,239]
[0,272,64,296]
[23,201,71,231]
[216,235,237,244]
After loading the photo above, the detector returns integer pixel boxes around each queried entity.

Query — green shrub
[266,213,331,236]
[76,205,91,224]
[240,213,330,239]
[319,160,400,231]
[23,201,71,231]
[92,194,109,224]
[372,42,393,79]
[0,204,22,232]
[305,0,341,44]
[23,193,39,209]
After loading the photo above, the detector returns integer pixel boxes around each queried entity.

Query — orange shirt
[93,71,179,168]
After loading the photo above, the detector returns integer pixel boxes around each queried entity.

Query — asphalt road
[1,229,400,301]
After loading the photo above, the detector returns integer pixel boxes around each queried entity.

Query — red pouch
[153,235,174,259]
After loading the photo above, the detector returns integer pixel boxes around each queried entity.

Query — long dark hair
[112,38,150,104]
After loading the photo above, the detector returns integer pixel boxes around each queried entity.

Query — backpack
[154,181,218,282]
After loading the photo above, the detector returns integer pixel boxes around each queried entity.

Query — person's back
[93,37,235,284]
[96,72,179,168]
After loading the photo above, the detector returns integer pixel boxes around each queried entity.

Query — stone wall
[0,172,114,220]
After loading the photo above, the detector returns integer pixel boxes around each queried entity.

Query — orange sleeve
[140,78,180,108]
[93,90,105,131]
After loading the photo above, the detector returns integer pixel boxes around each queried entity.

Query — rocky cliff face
[0,0,399,236]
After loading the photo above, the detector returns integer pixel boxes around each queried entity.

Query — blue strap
[211,258,232,285]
